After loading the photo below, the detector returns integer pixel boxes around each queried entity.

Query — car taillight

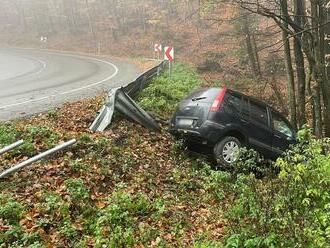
[210,88,227,112]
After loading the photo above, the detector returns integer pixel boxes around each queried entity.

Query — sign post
[164,46,174,78]
[154,44,162,60]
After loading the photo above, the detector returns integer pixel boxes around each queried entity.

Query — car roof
[194,87,286,118]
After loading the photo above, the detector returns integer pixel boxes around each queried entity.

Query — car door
[240,95,250,132]
[271,111,296,155]
[247,100,273,156]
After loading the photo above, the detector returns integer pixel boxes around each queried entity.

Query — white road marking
[26,57,47,77]
[0,54,47,81]
[0,55,119,110]
[33,58,47,76]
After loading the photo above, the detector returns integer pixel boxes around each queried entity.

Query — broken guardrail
[0,140,24,155]
[90,88,160,132]
[0,139,76,179]
[90,60,167,132]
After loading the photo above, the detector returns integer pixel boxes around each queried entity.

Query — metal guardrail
[90,60,167,132]
[124,60,167,98]
[0,139,76,179]
[90,88,160,132]
[0,140,24,155]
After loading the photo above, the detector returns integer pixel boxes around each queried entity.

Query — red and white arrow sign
[154,44,162,53]
[164,46,174,61]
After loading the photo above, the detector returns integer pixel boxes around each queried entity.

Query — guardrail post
[0,139,76,179]
[0,140,24,156]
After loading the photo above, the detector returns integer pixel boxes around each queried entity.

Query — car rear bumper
[169,121,226,145]
[169,128,205,143]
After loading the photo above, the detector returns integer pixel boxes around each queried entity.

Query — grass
[139,62,202,118]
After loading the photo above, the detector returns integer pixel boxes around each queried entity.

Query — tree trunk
[280,0,297,130]
[314,85,323,137]
[320,3,330,137]
[309,0,323,137]
[242,13,260,78]
[326,5,330,81]
[252,33,262,77]
[293,0,307,128]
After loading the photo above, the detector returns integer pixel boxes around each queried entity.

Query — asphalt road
[0,48,140,121]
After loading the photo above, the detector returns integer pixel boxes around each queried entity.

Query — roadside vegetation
[139,63,202,118]
[0,64,329,247]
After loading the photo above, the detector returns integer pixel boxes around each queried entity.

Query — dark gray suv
[170,87,296,166]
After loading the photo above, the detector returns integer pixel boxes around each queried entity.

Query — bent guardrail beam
[90,88,160,132]
[90,60,166,132]
[0,139,76,179]
[0,140,24,156]
[116,89,160,131]
[90,89,117,132]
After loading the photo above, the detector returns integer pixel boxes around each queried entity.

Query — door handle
[274,134,281,139]
[240,119,248,124]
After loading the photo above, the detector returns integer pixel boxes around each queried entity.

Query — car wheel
[214,136,241,167]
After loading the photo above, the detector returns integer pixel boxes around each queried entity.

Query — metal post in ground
[0,139,76,179]
[0,140,24,156]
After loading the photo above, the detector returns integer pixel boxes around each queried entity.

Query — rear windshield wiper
[192,96,207,101]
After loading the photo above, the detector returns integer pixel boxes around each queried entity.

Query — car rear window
[184,88,222,103]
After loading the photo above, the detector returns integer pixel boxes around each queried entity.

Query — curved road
[0,48,140,121]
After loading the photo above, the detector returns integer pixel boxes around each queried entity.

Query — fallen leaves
[0,94,229,246]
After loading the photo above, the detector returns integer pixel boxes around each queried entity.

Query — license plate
[178,119,193,126]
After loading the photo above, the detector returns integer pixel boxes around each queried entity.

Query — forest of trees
[234,0,330,136]
[0,0,329,137]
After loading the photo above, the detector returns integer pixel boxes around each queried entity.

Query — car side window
[250,100,268,126]
[272,112,294,138]
[225,93,241,114]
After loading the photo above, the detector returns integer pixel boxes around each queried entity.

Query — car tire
[214,136,241,168]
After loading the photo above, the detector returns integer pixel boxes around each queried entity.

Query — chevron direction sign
[164,46,174,61]
[154,43,162,53]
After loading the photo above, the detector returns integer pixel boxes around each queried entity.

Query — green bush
[0,194,44,247]
[234,148,271,176]
[224,130,330,247]
[38,192,65,216]
[139,63,202,118]
[65,178,90,203]
[0,124,18,146]
[24,125,60,148]
[93,191,164,247]
[0,194,25,225]
[13,125,60,157]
